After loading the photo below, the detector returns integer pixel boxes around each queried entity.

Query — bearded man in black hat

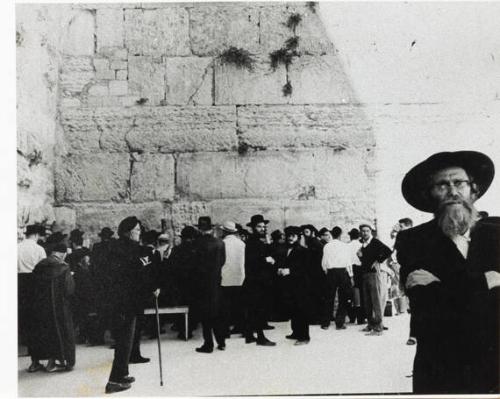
[395,151,500,394]
[243,214,277,346]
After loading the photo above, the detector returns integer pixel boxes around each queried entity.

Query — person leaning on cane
[105,216,159,394]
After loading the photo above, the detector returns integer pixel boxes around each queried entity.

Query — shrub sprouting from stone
[219,47,256,72]
[270,48,293,71]
[136,98,149,105]
[286,13,302,31]
[27,150,43,168]
[306,2,318,13]
[282,81,293,97]
[284,36,299,51]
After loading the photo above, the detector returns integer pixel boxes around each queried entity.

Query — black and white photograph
[4,0,500,397]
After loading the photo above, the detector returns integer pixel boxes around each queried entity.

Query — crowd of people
[17,150,500,395]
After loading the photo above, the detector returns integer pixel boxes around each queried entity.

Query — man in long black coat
[192,217,226,353]
[29,243,75,372]
[396,151,500,394]
[281,226,314,345]
[243,214,277,346]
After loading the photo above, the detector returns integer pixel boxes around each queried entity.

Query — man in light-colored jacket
[220,221,246,337]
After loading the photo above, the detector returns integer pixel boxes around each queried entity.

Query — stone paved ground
[18,314,415,397]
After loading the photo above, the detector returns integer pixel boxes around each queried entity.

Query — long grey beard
[437,199,478,238]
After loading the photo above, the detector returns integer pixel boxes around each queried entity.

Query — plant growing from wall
[27,149,43,168]
[306,2,318,14]
[219,47,256,72]
[285,13,302,33]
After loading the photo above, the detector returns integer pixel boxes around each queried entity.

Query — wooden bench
[144,306,189,341]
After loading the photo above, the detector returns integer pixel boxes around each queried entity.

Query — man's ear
[470,182,479,200]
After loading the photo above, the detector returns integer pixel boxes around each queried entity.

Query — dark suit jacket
[396,217,500,394]
[192,234,226,318]
[283,244,314,316]
[359,237,392,273]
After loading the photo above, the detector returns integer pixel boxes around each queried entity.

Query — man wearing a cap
[220,221,246,337]
[18,224,47,369]
[396,151,500,394]
[243,215,277,346]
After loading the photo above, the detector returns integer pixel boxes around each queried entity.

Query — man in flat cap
[395,151,500,394]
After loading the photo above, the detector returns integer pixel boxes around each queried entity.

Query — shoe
[286,334,298,340]
[406,337,417,345]
[119,376,135,384]
[129,356,150,364]
[336,325,347,330]
[320,325,329,330]
[177,332,193,340]
[365,330,383,336]
[230,328,242,335]
[195,346,213,353]
[383,326,388,330]
[263,324,275,330]
[294,340,310,346]
[45,360,64,373]
[256,338,276,346]
[27,362,43,373]
[217,345,226,351]
[245,336,257,344]
[105,381,131,394]
[361,326,372,332]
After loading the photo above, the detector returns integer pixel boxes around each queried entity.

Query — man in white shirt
[18,224,47,370]
[321,226,353,330]
[220,221,246,337]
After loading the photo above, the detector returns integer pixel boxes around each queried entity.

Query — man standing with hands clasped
[396,151,500,394]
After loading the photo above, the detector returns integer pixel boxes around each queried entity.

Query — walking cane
[154,292,164,386]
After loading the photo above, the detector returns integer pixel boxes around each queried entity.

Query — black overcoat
[29,256,76,367]
[396,217,500,394]
[192,235,226,319]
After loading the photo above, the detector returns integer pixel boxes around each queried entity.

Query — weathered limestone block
[176,149,371,200]
[165,57,213,105]
[54,206,77,232]
[169,201,210,233]
[259,5,334,55]
[73,202,165,239]
[284,200,331,228]
[209,199,285,230]
[55,153,130,202]
[59,108,100,153]
[60,56,95,94]
[126,106,237,153]
[288,56,355,104]
[93,58,110,72]
[63,10,95,56]
[190,5,260,56]
[87,83,109,97]
[130,154,175,202]
[109,80,128,96]
[124,8,190,56]
[237,104,374,150]
[128,56,165,105]
[214,56,287,105]
[329,197,376,229]
[94,108,135,152]
[96,8,124,52]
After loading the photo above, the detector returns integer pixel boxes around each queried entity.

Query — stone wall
[50,2,375,240]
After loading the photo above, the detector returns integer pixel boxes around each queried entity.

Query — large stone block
[96,8,124,52]
[128,56,166,105]
[237,104,374,150]
[283,200,331,228]
[190,5,260,56]
[214,56,287,105]
[288,55,355,104]
[131,154,175,202]
[124,8,190,56]
[55,153,130,202]
[165,57,213,105]
[73,202,165,238]
[259,5,335,55]
[63,10,95,56]
[169,201,210,233]
[60,57,95,94]
[59,108,100,153]
[209,199,285,231]
[329,197,376,229]
[54,206,77,232]
[176,149,371,200]
[94,108,135,152]
[126,106,237,153]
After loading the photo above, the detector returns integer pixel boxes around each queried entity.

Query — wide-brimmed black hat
[196,216,213,231]
[402,151,495,213]
[25,224,45,236]
[142,229,160,245]
[180,226,198,239]
[246,214,269,227]
[70,229,84,241]
[46,231,68,244]
[98,227,114,238]
[284,226,302,236]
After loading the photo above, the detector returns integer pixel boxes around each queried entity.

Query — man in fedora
[243,215,276,346]
[396,151,500,394]
[192,217,226,353]
[219,221,246,337]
